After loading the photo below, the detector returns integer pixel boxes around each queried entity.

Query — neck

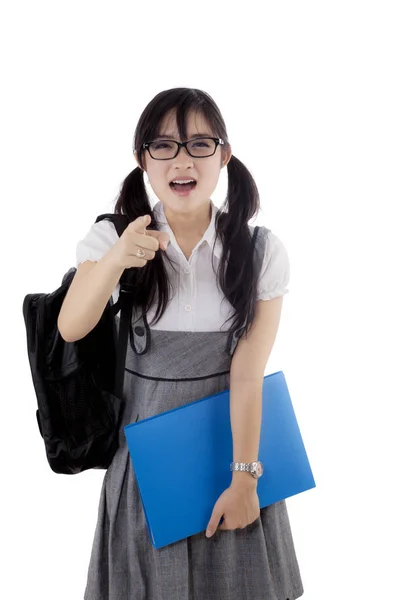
[162,201,212,241]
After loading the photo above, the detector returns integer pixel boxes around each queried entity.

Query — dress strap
[129,310,151,355]
[225,225,270,356]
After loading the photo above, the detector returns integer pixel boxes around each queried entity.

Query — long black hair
[114,88,261,337]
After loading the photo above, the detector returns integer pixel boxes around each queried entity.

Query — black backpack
[22,213,135,475]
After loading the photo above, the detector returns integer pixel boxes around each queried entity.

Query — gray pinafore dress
[84,228,304,600]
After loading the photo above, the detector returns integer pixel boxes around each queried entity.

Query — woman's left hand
[205,479,260,537]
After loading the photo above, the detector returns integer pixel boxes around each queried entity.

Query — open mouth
[169,179,197,193]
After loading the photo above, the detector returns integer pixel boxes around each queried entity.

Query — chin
[167,188,198,203]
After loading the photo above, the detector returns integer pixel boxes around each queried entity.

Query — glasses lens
[148,140,179,159]
[187,138,216,157]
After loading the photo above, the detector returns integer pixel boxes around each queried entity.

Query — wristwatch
[230,461,264,479]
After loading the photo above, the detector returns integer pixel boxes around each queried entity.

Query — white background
[1,1,399,598]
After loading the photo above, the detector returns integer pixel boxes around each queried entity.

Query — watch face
[251,461,263,478]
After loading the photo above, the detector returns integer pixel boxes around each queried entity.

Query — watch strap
[230,462,255,472]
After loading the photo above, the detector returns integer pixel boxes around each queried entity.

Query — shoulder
[259,227,289,263]
[253,226,290,301]
[75,218,120,266]
[250,225,288,264]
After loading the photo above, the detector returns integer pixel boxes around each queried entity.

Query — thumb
[147,229,170,251]
[129,214,151,234]
[206,506,224,538]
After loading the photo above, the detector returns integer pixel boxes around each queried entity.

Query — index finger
[145,229,170,251]
[135,230,161,251]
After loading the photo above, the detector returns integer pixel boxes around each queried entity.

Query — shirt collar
[152,200,223,260]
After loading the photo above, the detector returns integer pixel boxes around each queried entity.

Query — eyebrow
[154,133,213,140]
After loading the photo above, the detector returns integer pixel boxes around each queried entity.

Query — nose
[172,145,195,168]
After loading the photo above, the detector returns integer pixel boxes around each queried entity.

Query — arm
[57,255,125,342]
[205,295,286,536]
[229,295,284,488]
[57,215,170,343]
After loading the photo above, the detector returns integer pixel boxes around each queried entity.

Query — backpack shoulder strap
[95,213,131,238]
[96,211,135,298]
[94,214,135,399]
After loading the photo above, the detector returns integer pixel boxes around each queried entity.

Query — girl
[58,88,304,600]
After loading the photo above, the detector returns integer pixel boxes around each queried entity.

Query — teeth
[172,179,195,185]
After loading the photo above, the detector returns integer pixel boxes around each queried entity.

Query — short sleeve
[75,219,121,304]
[256,231,290,301]
[76,219,119,266]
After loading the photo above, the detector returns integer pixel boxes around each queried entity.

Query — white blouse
[76,201,290,332]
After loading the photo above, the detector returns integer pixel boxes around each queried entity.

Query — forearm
[58,250,125,342]
[229,376,263,486]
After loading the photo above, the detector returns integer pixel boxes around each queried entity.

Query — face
[136,110,231,215]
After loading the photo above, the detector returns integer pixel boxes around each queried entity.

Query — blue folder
[124,370,315,549]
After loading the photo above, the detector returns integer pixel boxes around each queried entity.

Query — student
[58,87,304,600]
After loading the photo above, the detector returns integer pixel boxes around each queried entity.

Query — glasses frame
[142,137,225,160]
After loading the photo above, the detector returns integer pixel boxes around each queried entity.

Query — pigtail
[115,166,152,222]
[114,167,170,323]
[215,155,261,336]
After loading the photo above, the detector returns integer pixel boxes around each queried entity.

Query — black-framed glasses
[142,137,224,160]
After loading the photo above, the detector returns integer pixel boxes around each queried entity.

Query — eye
[192,140,211,148]
[151,140,175,150]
